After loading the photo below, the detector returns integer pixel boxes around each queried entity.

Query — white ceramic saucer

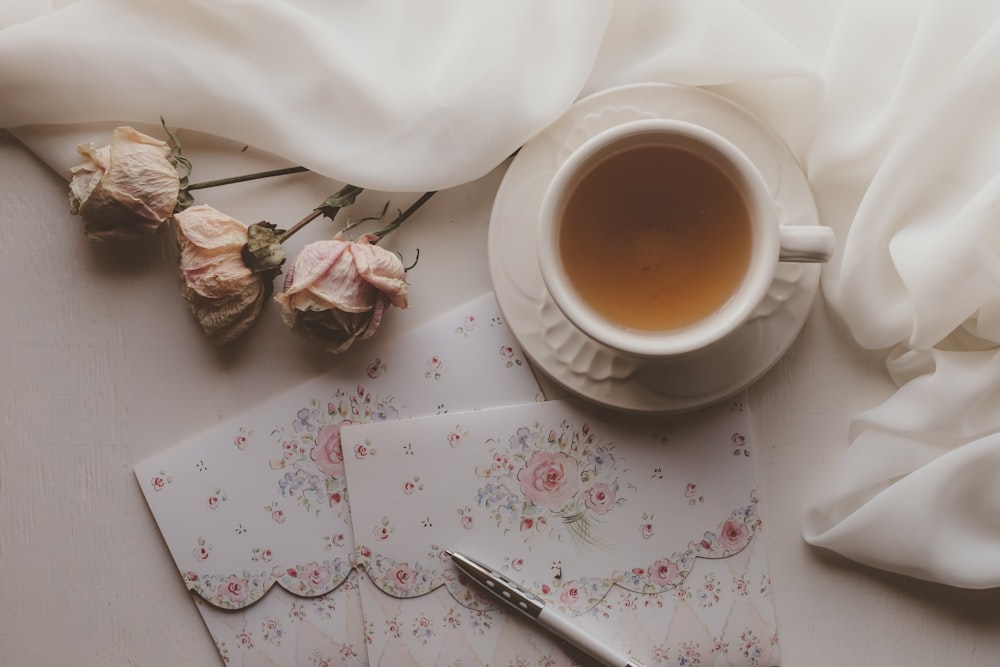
[487,83,822,413]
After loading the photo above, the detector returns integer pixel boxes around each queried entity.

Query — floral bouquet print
[342,396,779,666]
[475,421,626,550]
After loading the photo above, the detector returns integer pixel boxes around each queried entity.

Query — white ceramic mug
[537,118,834,359]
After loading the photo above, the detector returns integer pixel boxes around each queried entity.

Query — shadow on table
[810,546,1000,626]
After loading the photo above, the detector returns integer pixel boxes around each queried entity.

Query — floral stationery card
[341,397,779,666]
[134,293,543,667]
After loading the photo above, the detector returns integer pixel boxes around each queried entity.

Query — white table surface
[3,127,1000,666]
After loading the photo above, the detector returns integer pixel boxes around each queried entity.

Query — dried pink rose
[276,234,408,353]
[69,126,180,241]
[175,204,269,345]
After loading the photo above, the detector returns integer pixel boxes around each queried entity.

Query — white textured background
[3,128,1000,666]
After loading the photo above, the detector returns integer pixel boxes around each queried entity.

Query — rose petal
[175,204,266,344]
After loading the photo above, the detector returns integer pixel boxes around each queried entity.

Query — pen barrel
[537,606,636,667]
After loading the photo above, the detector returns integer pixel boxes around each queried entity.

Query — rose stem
[273,187,434,245]
[278,184,365,243]
[185,166,310,191]
[370,191,437,243]
[277,209,324,244]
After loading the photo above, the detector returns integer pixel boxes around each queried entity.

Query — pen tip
[443,549,454,559]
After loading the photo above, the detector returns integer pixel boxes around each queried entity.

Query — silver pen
[447,550,644,667]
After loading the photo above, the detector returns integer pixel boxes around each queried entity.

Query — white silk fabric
[6,0,1000,588]
[0,0,613,191]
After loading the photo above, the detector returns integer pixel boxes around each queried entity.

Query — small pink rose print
[732,433,746,446]
[387,563,418,593]
[304,562,332,589]
[583,483,616,515]
[186,571,199,582]
[151,476,166,492]
[632,567,644,576]
[403,481,416,495]
[640,522,655,539]
[330,534,345,548]
[366,358,385,379]
[511,558,524,571]
[329,492,342,506]
[261,549,273,563]
[311,424,345,478]
[499,345,522,367]
[354,444,368,459]
[272,510,286,524]
[374,525,390,541]
[447,432,463,448]
[425,355,443,379]
[517,451,579,510]
[234,432,249,450]
[207,496,220,510]
[684,482,704,505]
[491,452,512,474]
[460,514,474,530]
[650,558,681,587]
[540,583,551,595]
[219,575,249,605]
[520,517,534,531]
[193,546,210,562]
[558,583,583,610]
[718,518,751,551]
[237,632,253,648]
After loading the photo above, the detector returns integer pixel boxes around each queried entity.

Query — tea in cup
[537,119,834,359]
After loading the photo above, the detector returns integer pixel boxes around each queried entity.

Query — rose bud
[175,204,271,345]
[68,126,180,241]
[276,234,408,353]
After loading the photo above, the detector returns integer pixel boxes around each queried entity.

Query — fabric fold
[804,347,1000,588]
[0,0,612,191]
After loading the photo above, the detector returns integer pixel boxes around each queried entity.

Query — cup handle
[778,225,835,263]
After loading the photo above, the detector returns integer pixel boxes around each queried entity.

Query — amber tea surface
[558,144,753,331]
